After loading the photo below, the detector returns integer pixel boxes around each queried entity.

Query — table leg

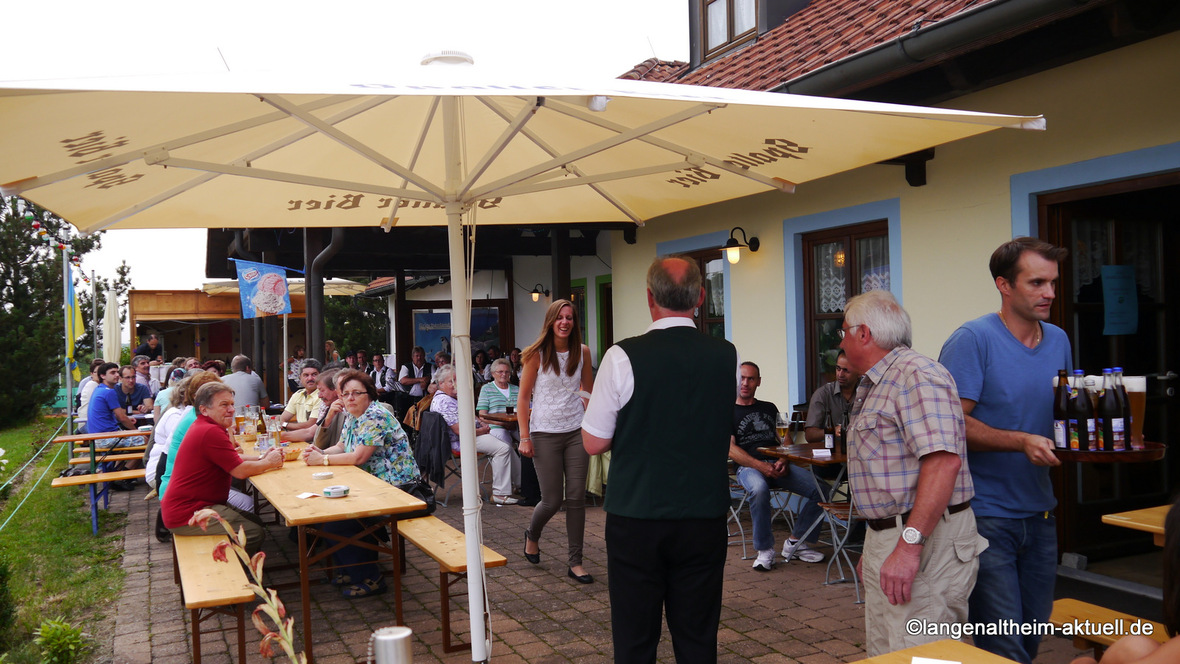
[298,525,314,664]
[390,516,403,625]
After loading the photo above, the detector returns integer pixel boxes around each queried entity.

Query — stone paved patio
[95,482,1085,663]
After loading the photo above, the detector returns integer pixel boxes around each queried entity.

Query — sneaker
[492,495,520,505]
[752,549,775,571]
[782,539,825,564]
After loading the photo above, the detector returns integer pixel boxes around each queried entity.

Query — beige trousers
[862,507,989,656]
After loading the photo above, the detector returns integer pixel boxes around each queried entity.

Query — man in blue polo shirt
[87,362,146,450]
[939,237,1071,664]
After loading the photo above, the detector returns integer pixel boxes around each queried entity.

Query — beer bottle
[1069,370,1096,451]
[838,407,849,456]
[1052,369,1070,449]
[823,411,835,450]
[1098,369,1126,451]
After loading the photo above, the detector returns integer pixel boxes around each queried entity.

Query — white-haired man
[839,289,986,656]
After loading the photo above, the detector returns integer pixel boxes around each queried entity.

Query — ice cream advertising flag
[235,260,291,319]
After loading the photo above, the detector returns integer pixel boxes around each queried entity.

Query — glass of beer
[233,413,245,435]
[775,413,791,444]
[1124,376,1147,449]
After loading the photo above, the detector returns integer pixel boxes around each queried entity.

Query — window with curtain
[702,0,757,58]
[684,248,727,339]
[802,221,889,395]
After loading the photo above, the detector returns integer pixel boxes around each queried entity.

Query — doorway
[1040,171,1180,560]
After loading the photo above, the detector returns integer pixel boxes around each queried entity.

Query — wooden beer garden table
[248,460,426,664]
[1102,504,1168,547]
[852,639,1020,663]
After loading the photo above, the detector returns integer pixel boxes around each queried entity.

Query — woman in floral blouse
[303,369,420,597]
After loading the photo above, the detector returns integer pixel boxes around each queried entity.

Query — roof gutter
[777,0,1098,96]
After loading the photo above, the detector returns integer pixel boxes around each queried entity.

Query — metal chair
[818,501,865,603]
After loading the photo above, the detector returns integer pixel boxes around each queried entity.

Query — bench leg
[191,608,202,664]
[441,570,473,653]
[236,603,246,664]
[88,485,99,535]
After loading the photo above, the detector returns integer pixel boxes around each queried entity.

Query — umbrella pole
[446,202,489,661]
[61,244,74,435]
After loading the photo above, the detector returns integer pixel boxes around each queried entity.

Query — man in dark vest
[583,255,738,664]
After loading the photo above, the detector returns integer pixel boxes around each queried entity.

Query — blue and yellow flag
[66,274,85,381]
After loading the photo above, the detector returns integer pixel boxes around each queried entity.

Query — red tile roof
[629,0,988,91]
[618,57,690,82]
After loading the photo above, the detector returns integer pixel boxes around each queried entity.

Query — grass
[0,416,126,662]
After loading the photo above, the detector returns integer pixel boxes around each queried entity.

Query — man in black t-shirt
[730,361,828,571]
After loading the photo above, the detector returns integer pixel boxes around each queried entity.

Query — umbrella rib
[260,94,446,200]
[544,99,795,193]
[76,97,397,234]
[466,102,723,201]
[383,96,441,230]
[457,97,542,199]
[2,95,358,195]
[155,156,439,201]
[479,98,642,224]
[494,161,694,197]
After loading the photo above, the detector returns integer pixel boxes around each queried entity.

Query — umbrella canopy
[0,68,1043,661]
[102,289,120,363]
[0,69,1042,235]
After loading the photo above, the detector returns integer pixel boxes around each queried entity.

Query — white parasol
[101,289,121,363]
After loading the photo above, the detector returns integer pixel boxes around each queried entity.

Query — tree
[0,196,103,424]
[324,292,390,359]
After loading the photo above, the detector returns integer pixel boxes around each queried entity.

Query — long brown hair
[523,299,582,377]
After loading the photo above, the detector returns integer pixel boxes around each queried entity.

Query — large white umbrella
[0,66,1043,661]
[102,289,121,363]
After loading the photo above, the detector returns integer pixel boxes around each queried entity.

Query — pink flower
[259,631,279,658]
[249,551,266,579]
[187,508,222,530]
[211,540,231,563]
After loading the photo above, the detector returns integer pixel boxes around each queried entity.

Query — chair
[727,471,752,560]
[818,501,865,603]
[415,412,452,500]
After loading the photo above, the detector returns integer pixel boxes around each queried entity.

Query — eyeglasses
[837,324,863,340]
[340,391,367,399]
[492,370,510,375]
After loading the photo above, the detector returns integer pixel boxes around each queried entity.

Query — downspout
[778,0,1096,96]
[307,228,345,365]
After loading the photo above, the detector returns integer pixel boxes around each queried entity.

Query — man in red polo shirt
[162,382,284,553]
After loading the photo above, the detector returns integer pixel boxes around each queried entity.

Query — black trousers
[605,513,727,664]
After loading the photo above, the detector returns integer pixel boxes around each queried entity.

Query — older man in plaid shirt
[839,290,988,656]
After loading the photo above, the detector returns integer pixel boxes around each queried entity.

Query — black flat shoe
[567,568,594,584]
[523,529,540,564]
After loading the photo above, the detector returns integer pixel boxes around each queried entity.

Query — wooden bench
[73,445,146,455]
[51,468,146,534]
[172,535,253,664]
[396,516,507,652]
[68,453,142,465]
[1050,598,1168,659]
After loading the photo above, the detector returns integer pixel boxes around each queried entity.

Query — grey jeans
[527,429,589,568]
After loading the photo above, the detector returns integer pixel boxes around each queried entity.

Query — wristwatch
[322,456,329,466]
[901,526,926,545]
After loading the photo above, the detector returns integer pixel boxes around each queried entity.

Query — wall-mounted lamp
[834,248,846,268]
[531,284,550,302]
[722,226,760,265]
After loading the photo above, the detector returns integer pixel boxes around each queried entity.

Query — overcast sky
[3,1,688,292]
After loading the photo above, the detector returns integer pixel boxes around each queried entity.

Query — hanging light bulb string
[24,208,90,283]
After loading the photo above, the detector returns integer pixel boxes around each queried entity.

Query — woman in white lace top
[518,299,596,584]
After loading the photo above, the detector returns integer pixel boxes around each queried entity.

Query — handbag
[395,477,436,517]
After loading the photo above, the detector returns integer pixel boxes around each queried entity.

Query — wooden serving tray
[1052,441,1165,463]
